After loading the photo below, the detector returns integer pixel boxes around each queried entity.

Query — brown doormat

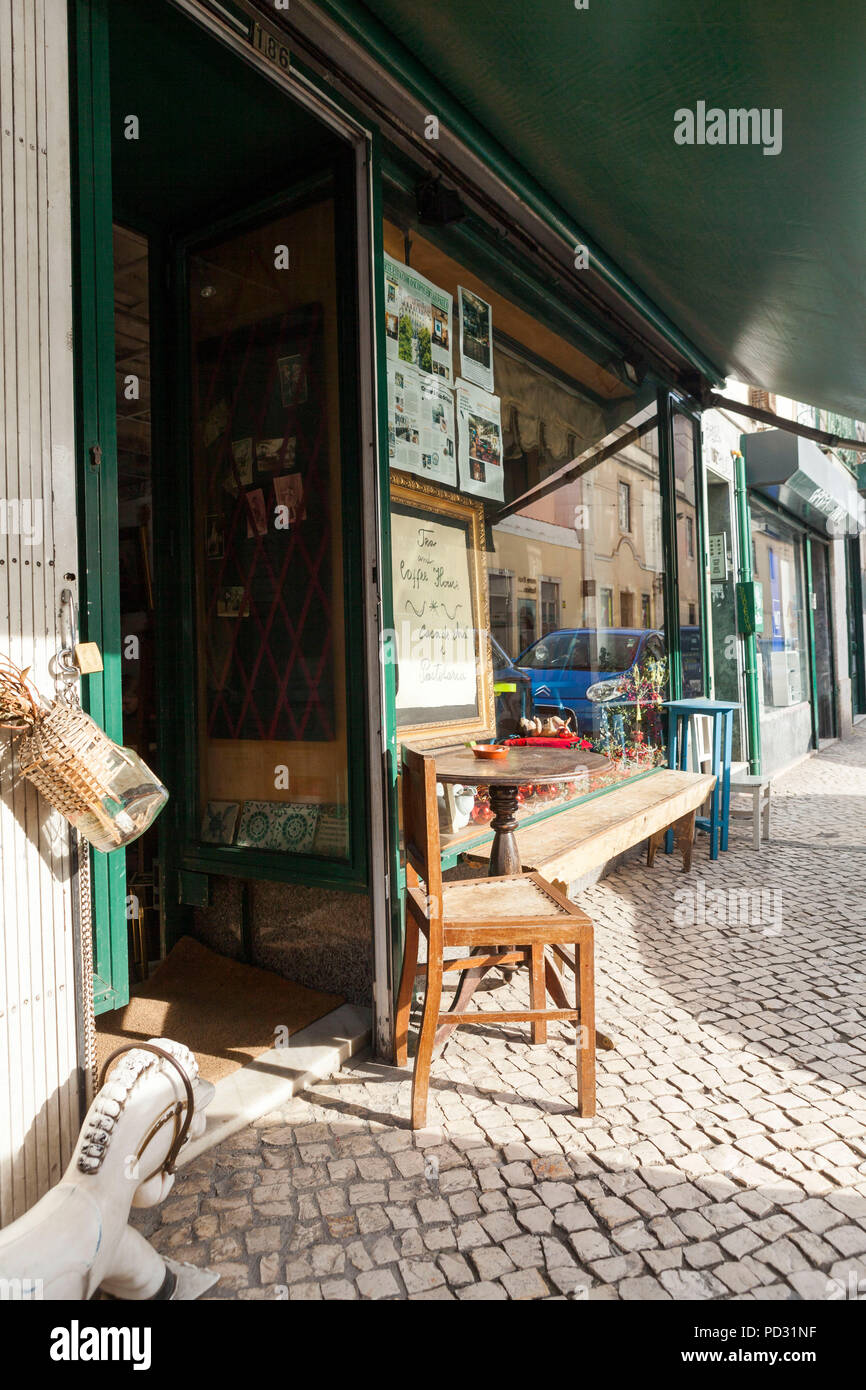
[96,935,344,1085]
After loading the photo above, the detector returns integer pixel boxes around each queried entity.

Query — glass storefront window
[751,503,809,709]
[672,411,705,697]
[502,408,669,770]
[383,217,677,828]
[706,471,743,759]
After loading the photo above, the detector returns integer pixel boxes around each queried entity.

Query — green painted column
[734,447,762,775]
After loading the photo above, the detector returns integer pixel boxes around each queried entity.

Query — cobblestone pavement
[134,732,866,1300]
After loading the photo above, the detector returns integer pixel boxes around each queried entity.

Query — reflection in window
[540,578,560,636]
[489,570,514,652]
[497,403,670,769]
[673,412,704,697]
[618,481,631,532]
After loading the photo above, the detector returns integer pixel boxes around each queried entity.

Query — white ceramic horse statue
[0,1038,217,1300]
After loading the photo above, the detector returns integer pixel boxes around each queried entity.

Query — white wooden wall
[0,0,82,1226]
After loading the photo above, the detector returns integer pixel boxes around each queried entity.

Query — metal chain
[52,598,99,1104]
[76,832,98,1103]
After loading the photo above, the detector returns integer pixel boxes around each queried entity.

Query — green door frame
[805,535,837,744]
[803,537,820,750]
[68,0,129,1012]
[845,537,866,716]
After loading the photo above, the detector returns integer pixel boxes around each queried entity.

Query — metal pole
[733,447,762,775]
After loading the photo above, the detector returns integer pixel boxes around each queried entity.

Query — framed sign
[390,473,495,745]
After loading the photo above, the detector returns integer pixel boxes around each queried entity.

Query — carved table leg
[488,782,522,877]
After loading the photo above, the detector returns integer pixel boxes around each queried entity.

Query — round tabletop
[433,746,611,785]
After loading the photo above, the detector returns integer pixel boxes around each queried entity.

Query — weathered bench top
[466,768,716,884]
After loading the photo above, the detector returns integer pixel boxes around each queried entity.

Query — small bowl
[472,744,509,761]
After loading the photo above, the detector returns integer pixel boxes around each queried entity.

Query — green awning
[744,429,865,534]
[326,0,866,417]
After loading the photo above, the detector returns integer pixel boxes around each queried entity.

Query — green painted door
[70,0,130,1011]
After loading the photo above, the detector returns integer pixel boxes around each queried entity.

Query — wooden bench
[464,768,716,894]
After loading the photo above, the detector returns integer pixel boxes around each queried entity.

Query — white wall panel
[0,0,81,1226]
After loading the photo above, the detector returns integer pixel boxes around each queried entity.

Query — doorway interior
[86,0,374,1094]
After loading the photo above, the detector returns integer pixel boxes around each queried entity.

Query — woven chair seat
[441,875,571,921]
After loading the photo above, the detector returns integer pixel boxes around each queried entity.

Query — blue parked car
[516,628,666,735]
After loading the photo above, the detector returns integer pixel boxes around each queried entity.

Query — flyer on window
[387,361,457,487]
[456,378,504,502]
[383,255,453,383]
[457,285,494,392]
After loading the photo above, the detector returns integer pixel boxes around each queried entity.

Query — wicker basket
[17,703,124,846]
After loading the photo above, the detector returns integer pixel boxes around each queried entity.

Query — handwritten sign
[389,477,495,743]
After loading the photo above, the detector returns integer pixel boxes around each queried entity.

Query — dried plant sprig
[0,654,45,732]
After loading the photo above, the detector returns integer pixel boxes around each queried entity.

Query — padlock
[74,642,104,674]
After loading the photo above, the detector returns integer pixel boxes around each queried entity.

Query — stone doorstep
[179,1004,372,1165]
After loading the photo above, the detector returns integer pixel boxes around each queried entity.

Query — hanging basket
[17,703,126,846]
[0,654,168,852]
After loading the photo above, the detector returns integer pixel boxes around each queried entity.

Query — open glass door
[175,185,363,879]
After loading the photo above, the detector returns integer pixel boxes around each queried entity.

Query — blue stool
[664,699,739,861]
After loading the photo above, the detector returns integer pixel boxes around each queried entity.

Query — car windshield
[520,631,643,672]
[518,634,575,669]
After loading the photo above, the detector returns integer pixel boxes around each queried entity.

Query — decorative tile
[272,802,320,855]
[236,800,319,854]
[200,800,241,845]
[236,800,281,850]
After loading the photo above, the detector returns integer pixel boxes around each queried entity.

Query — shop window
[752,504,809,709]
[618,481,631,532]
[706,473,743,759]
[489,569,514,653]
[189,195,351,860]
[540,578,560,636]
[673,412,705,697]
[381,215,671,814]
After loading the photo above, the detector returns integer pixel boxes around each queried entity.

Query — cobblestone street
[134,732,866,1301]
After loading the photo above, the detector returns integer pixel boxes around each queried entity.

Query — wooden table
[434,746,610,877]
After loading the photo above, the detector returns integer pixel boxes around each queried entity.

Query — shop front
[60,0,730,1096]
[7,0,757,1214]
[742,429,865,772]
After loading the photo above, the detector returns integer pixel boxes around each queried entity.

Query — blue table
[665,699,740,860]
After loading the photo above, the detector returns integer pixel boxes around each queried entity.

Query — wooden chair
[395,746,596,1129]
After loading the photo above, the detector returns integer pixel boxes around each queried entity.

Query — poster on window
[456,378,504,503]
[457,286,494,393]
[383,255,453,383]
[387,361,457,487]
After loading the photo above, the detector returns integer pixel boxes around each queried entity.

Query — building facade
[2,0,863,1224]
[701,388,866,776]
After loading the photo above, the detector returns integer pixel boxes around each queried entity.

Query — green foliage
[417,326,432,374]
